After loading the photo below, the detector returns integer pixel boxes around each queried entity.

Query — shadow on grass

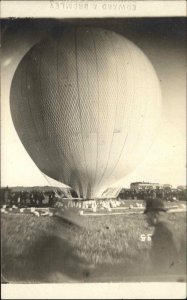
[2,214,97,283]
[2,233,93,283]
[2,214,186,283]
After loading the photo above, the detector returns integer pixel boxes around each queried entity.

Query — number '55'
[140,234,152,242]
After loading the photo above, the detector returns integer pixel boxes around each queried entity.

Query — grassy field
[1,211,186,283]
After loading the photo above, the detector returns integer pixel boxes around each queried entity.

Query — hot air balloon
[10,27,162,199]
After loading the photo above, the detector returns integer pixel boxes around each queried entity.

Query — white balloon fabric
[10,27,162,198]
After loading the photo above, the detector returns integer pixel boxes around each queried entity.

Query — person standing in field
[144,198,186,276]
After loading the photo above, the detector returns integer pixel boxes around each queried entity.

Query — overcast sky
[1,18,186,188]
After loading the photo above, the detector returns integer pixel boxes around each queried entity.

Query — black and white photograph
[1,2,186,298]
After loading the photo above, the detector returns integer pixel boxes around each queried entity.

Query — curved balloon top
[10,27,162,198]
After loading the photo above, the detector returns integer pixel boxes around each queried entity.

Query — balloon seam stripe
[102,39,135,182]
[90,28,100,196]
[56,37,81,184]
[96,31,119,189]
[74,28,89,195]
[40,47,65,180]
[26,52,52,183]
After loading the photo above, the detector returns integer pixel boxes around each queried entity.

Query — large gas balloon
[10,27,161,198]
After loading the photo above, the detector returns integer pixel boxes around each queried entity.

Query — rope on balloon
[41,171,71,199]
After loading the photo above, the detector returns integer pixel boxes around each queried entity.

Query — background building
[130,182,163,190]
[177,185,187,190]
[163,184,172,189]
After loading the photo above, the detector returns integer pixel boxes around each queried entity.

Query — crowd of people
[1,189,60,208]
[118,188,187,201]
[0,186,186,210]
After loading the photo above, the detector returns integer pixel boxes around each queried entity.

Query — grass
[1,211,186,283]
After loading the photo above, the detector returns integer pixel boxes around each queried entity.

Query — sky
[1,18,186,189]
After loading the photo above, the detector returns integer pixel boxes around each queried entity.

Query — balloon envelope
[10,27,162,198]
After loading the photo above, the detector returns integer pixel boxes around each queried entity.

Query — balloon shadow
[2,218,93,283]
